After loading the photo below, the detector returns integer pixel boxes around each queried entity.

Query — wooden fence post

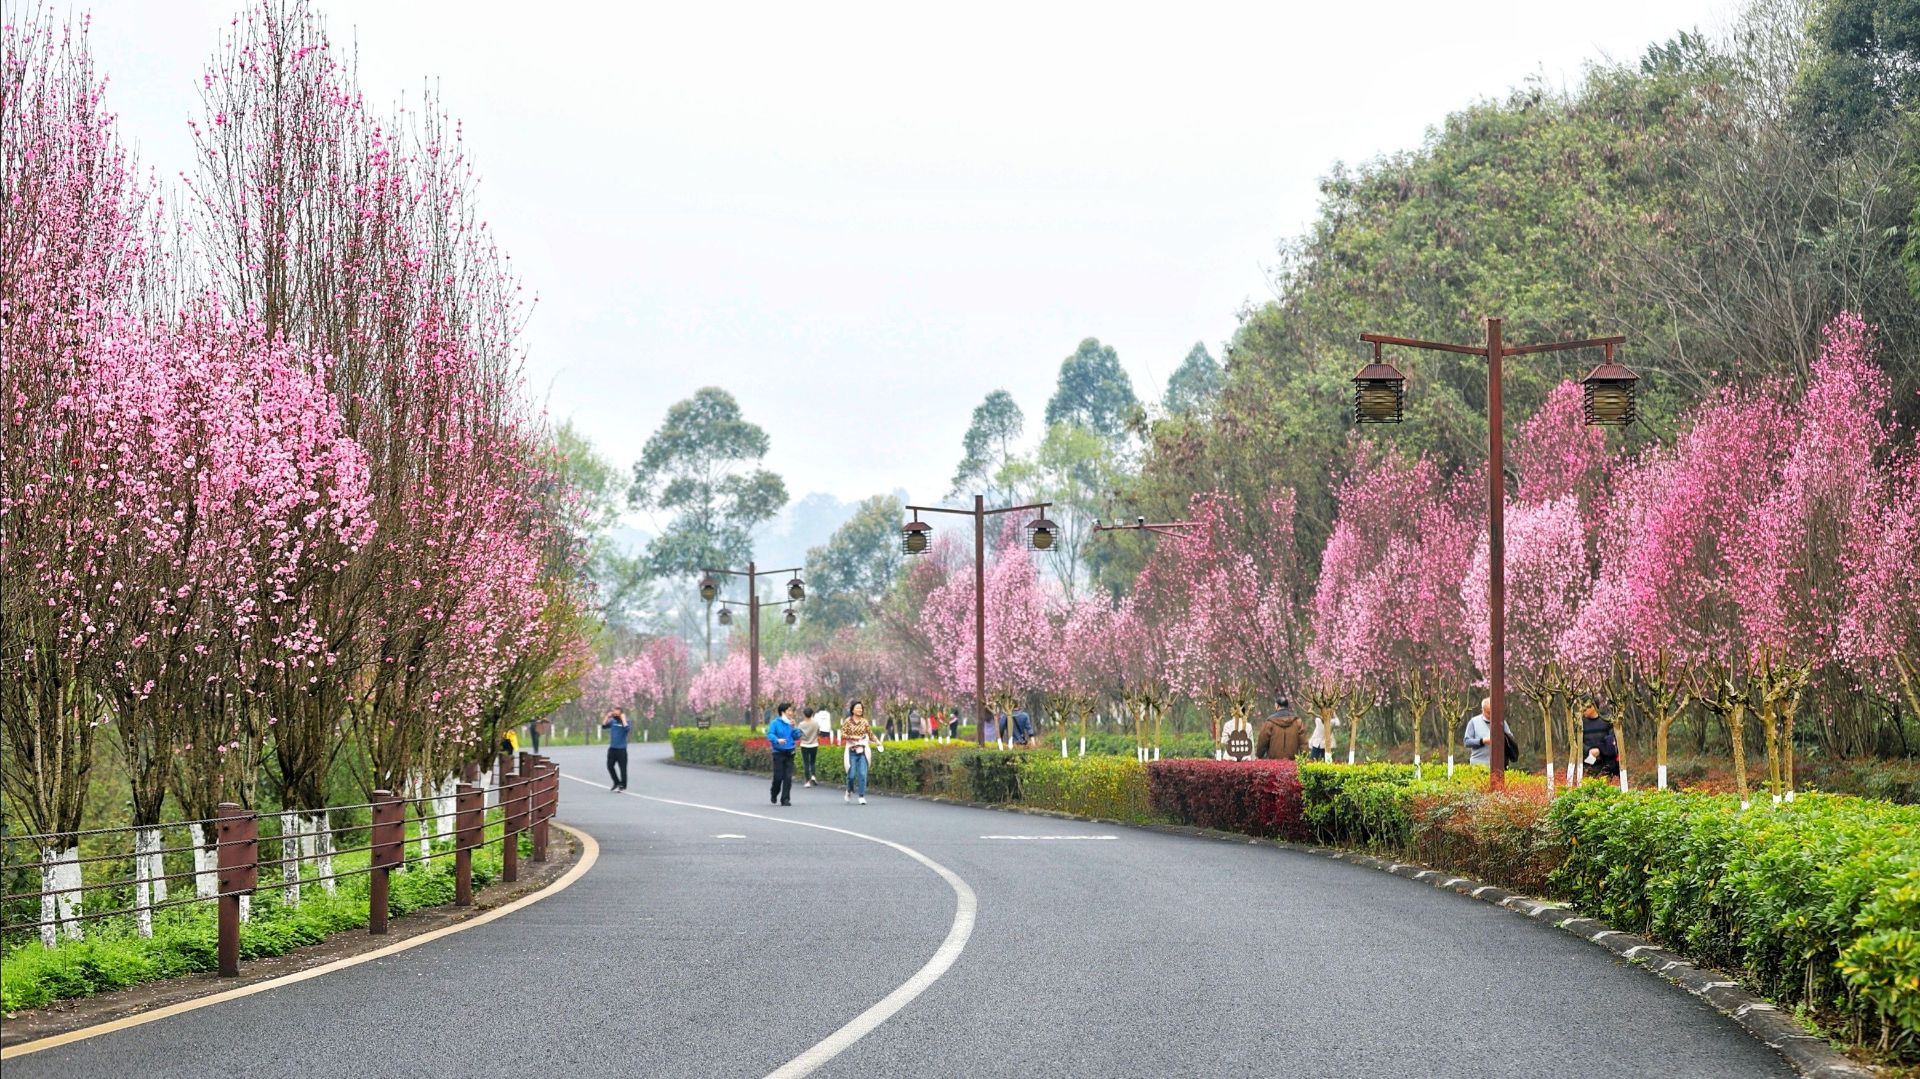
[216,802,258,977]
[369,790,403,934]
[454,782,481,906]
[531,758,552,863]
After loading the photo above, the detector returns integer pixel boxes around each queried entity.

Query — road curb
[663,756,1873,1078]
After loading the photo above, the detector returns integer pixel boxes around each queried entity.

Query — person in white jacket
[1307,711,1341,761]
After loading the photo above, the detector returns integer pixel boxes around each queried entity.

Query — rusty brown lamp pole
[901,496,1056,746]
[699,563,805,729]
[1353,318,1636,789]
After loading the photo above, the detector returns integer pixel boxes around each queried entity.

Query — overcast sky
[89,0,1733,514]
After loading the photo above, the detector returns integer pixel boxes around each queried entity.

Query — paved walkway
[8,743,1795,1078]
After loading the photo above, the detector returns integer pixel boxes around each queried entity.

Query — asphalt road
[10,742,1795,1079]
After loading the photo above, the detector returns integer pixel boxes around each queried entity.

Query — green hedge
[1017,755,1155,822]
[1550,785,1919,1053]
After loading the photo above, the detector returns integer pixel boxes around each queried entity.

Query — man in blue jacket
[767,702,799,807]
[600,709,631,791]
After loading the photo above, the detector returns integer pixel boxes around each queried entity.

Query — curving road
[8,742,1794,1078]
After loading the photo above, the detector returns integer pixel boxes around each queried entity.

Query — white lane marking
[714,833,747,839]
[979,834,1116,840]
[559,773,977,1079]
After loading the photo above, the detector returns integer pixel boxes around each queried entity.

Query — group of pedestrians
[1251,693,1622,778]
[765,700,882,806]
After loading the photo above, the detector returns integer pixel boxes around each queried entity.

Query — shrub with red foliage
[1146,760,1306,840]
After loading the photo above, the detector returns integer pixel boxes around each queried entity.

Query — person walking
[1010,708,1035,748]
[1256,697,1305,760]
[841,700,878,805]
[1581,697,1620,780]
[1462,698,1513,766]
[601,709,631,791]
[767,702,799,806]
[798,708,823,787]
[1307,710,1340,762]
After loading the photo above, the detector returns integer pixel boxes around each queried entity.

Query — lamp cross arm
[1502,334,1627,357]
[1358,333,1488,357]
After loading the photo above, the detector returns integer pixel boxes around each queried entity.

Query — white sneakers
[844,791,851,803]
[858,797,867,805]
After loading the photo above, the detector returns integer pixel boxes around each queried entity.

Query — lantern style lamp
[1580,345,1639,426]
[1027,516,1058,551]
[786,576,806,601]
[1352,343,1406,424]
[717,607,733,626]
[784,607,797,626]
[698,576,718,603]
[902,518,932,556]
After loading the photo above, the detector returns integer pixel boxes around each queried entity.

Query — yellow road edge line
[1,821,600,1060]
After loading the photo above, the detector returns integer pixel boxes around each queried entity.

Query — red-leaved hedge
[1145,759,1306,840]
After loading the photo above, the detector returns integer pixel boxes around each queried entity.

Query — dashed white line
[979,834,1117,840]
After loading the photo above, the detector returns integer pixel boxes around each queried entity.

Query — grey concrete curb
[663,757,1874,1078]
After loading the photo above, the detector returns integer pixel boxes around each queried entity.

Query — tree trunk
[307,810,336,896]
[192,822,219,899]
[39,845,83,946]
[1540,697,1555,791]
[283,815,303,909]
[133,827,163,939]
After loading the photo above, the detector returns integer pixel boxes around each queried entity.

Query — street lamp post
[1352,317,1635,790]
[901,495,1056,746]
[1090,516,1198,537]
[699,562,805,729]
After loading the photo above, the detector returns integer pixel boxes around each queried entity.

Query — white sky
[88,0,1733,510]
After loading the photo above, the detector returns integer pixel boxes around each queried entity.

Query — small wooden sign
[697,716,711,730]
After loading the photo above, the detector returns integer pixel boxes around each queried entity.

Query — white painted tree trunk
[1078,737,1086,757]
[192,822,219,899]
[1060,739,1068,758]
[1546,763,1556,791]
[306,811,336,896]
[433,779,456,843]
[239,894,251,923]
[1657,763,1668,790]
[1153,746,1161,762]
[282,816,303,909]
[1446,754,1455,779]
[1413,754,1422,780]
[39,846,83,946]
[407,773,429,862]
[1346,748,1356,765]
[134,828,162,939]
[1620,772,1630,792]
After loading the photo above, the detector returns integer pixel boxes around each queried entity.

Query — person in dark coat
[1581,697,1620,779]
[1256,697,1306,760]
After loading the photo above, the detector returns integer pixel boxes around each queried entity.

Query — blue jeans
[847,752,869,796]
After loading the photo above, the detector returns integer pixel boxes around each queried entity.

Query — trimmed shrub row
[673,730,1917,1057]
[1146,759,1305,839]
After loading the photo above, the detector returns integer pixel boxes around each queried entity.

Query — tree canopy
[628,387,787,581]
